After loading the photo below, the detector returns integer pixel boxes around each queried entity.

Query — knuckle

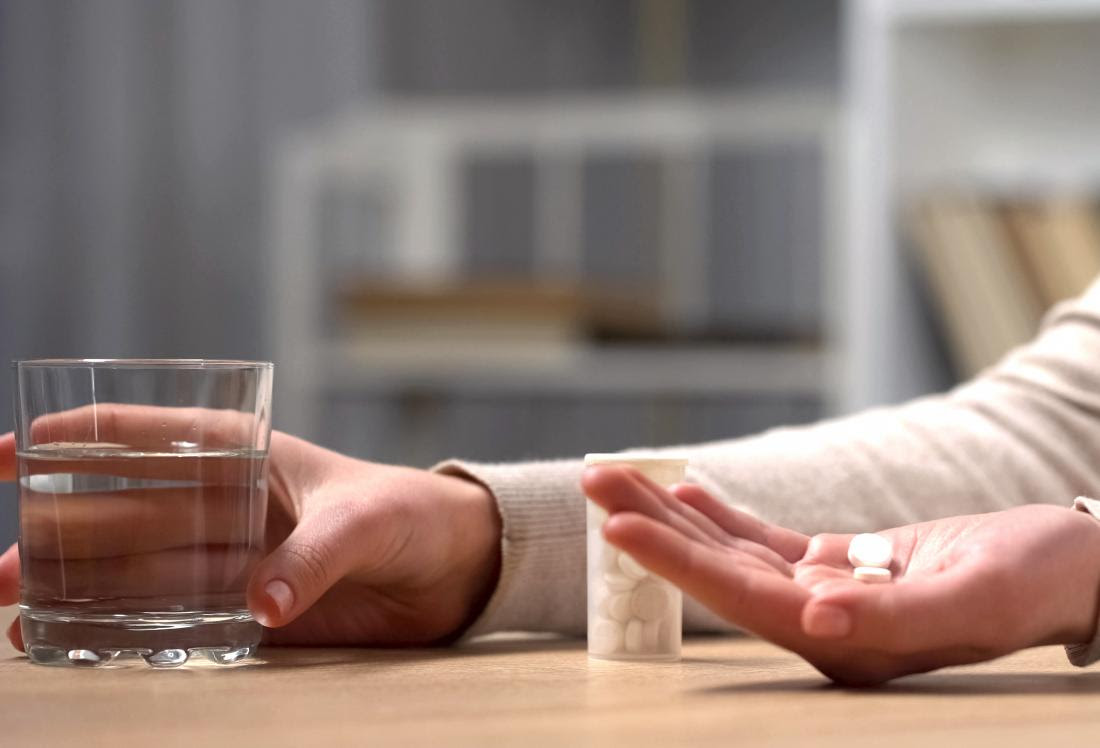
[327,493,378,533]
[281,540,332,586]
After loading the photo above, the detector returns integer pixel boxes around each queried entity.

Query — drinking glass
[13,359,273,667]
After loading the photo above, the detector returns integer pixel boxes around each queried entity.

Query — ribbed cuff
[1066,496,1100,667]
[432,458,587,637]
[434,456,735,638]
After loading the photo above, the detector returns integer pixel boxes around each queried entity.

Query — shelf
[309,91,838,171]
[270,86,844,438]
[322,343,826,398]
[891,0,1100,26]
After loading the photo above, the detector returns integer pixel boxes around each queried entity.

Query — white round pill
[624,619,644,653]
[630,583,670,622]
[658,618,677,652]
[618,552,649,580]
[600,547,621,572]
[853,566,892,583]
[600,592,633,623]
[590,619,624,655]
[641,619,661,651]
[603,572,637,593]
[847,533,893,569]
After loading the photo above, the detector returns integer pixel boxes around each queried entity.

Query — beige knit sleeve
[438,278,1100,638]
[434,458,729,637]
[432,458,588,636]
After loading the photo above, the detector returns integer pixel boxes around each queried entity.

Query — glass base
[20,608,262,668]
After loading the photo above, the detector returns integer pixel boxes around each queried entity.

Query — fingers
[7,617,23,652]
[20,484,261,559]
[0,544,19,606]
[670,483,810,562]
[583,466,718,546]
[21,545,259,601]
[793,533,879,598]
[603,511,810,649]
[27,403,265,451]
[613,470,734,547]
[20,450,266,484]
[0,432,14,481]
[802,567,980,653]
[584,466,793,573]
[246,506,365,629]
[802,533,857,567]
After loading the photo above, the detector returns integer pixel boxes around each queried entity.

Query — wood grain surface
[2,607,1099,747]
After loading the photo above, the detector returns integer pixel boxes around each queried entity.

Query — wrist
[438,472,502,640]
[1049,508,1100,646]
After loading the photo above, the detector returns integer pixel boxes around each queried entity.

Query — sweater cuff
[1066,496,1100,667]
[432,458,587,637]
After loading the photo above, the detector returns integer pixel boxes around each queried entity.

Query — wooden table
[3,608,1099,747]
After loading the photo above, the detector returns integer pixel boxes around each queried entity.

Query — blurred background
[5,0,1100,543]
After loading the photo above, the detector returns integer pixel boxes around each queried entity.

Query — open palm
[583,466,1100,685]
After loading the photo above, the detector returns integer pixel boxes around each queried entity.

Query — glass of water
[13,359,273,668]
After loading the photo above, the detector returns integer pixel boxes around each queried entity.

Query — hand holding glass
[13,359,272,667]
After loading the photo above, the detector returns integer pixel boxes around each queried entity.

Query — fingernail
[804,603,852,638]
[260,579,294,625]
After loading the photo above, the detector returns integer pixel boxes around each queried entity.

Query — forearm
[642,283,1100,534]
[443,281,1100,637]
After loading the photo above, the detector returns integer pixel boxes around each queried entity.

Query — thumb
[801,569,979,653]
[247,508,362,628]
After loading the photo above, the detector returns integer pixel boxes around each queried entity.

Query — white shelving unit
[323,343,825,397]
[843,0,1100,410]
[268,93,841,442]
[891,0,1100,24]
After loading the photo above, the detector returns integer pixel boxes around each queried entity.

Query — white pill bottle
[584,454,688,661]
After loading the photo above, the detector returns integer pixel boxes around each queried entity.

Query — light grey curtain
[0,0,378,542]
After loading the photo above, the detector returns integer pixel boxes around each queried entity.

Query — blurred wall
[0,0,380,540]
[376,0,837,92]
[0,0,839,542]
[0,0,375,362]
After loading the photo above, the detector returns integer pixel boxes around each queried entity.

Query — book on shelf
[909,194,1044,377]
[910,193,1100,378]
[334,280,664,369]
[1002,198,1100,308]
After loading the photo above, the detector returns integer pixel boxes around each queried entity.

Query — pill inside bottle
[585,454,688,662]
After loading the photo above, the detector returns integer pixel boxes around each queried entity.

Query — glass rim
[13,358,273,370]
